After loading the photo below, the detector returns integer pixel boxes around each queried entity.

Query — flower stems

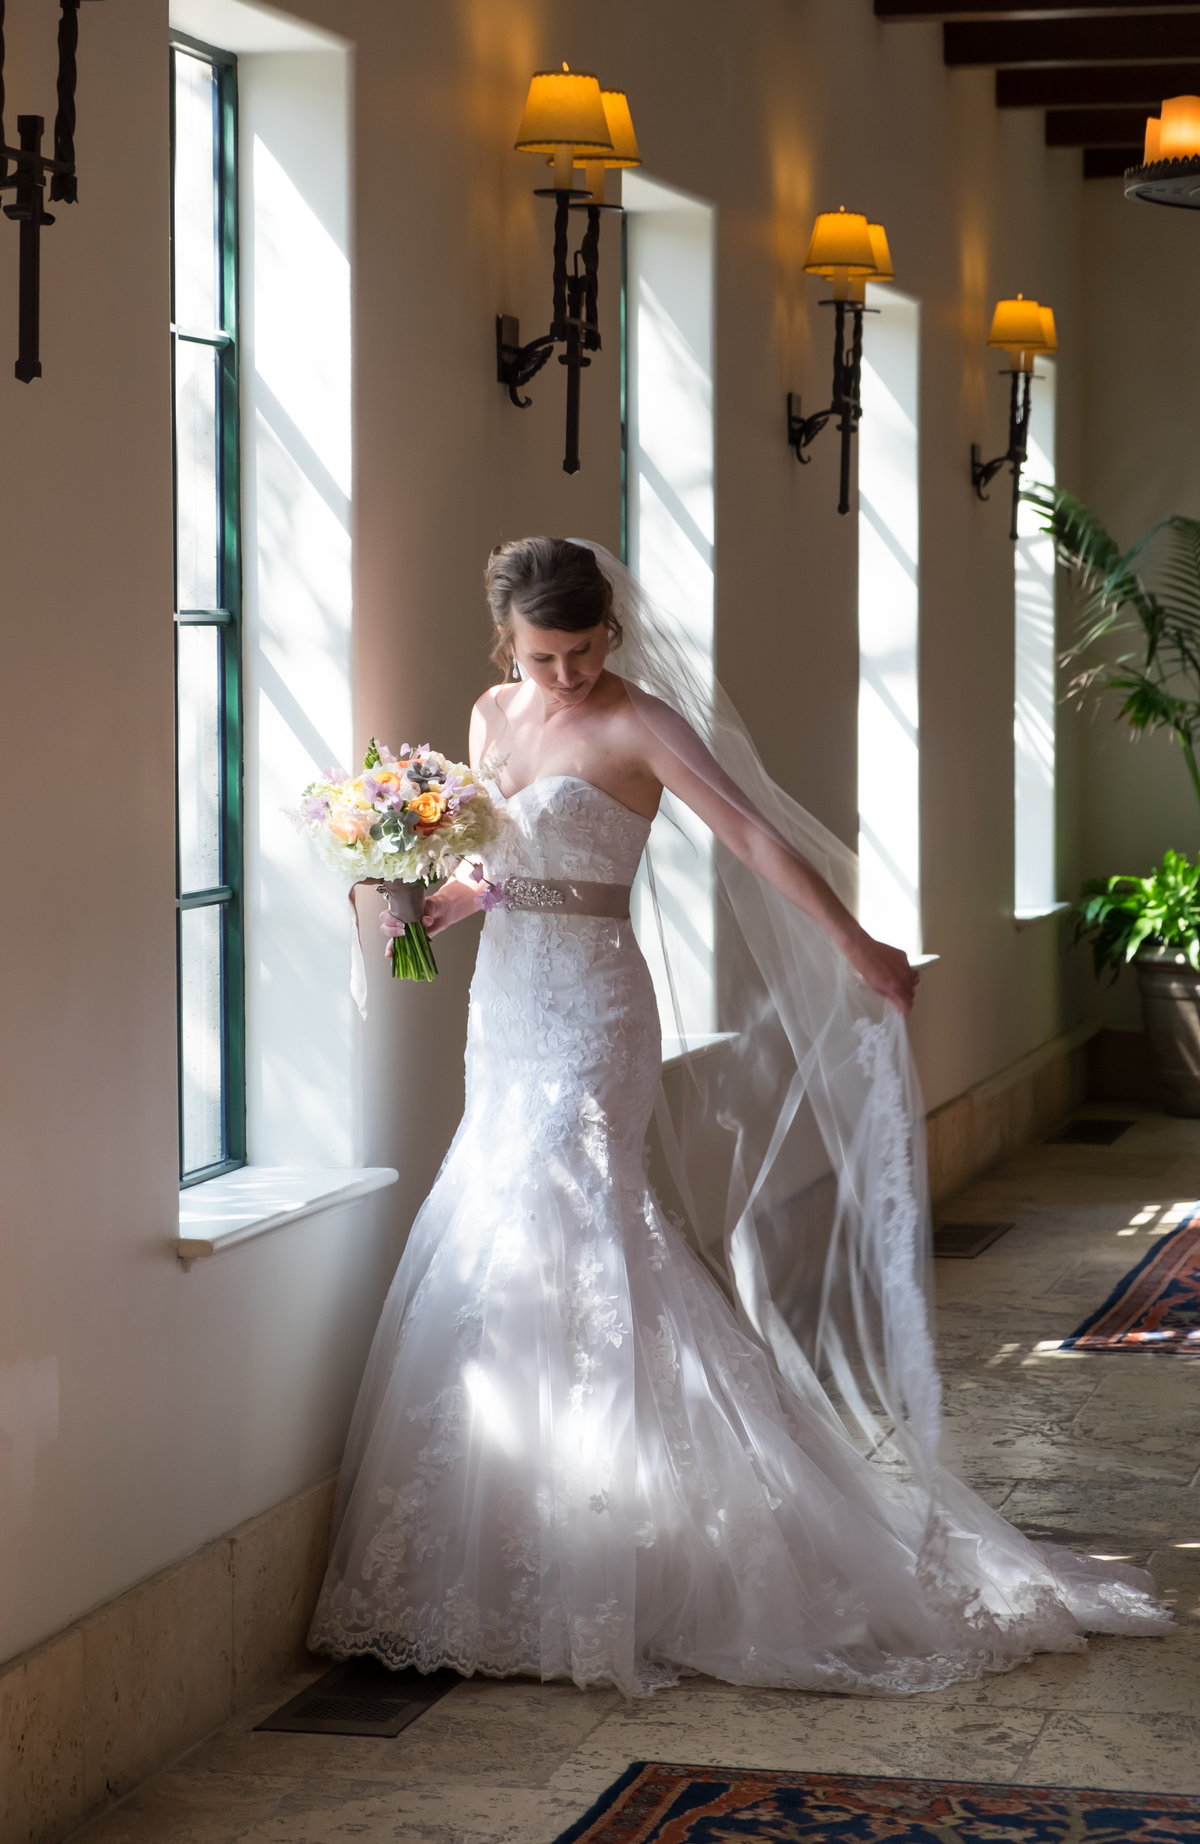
[385,876,441,982]
[389,916,439,982]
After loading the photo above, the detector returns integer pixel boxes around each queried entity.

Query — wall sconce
[0,0,103,382]
[496,64,640,474]
[1126,94,1200,208]
[786,207,894,515]
[971,295,1057,542]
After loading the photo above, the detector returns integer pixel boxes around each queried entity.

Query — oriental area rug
[1061,1213,1200,1354]
[552,1762,1200,1842]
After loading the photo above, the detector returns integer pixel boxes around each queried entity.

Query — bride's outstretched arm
[633,695,917,1016]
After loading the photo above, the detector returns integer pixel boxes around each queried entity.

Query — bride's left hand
[846,931,919,1015]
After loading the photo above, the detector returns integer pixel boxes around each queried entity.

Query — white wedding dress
[307,774,1171,1697]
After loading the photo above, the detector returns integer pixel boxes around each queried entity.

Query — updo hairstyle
[485,536,622,679]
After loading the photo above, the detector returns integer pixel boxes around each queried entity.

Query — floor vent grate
[1048,1118,1136,1147]
[255,1657,461,1738]
[933,1221,1014,1260]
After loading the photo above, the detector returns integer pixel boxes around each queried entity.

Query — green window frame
[170,34,246,1185]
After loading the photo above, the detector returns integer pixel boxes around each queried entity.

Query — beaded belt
[497,875,632,920]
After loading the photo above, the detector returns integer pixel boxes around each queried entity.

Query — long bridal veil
[574,538,1169,1649]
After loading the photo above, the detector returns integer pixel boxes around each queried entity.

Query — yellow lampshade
[987,295,1048,353]
[866,221,894,283]
[804,207,877,277]
[593,89,641,168]
[1159,94,1200,160]
[514,66,613,156]
[1038,305,1058,355]
[1145,115,1163,162]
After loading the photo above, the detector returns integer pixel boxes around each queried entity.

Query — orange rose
[409,791,446,834]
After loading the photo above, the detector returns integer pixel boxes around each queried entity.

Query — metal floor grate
[933,1221,1014,1260]
[255,1657,461,1737]
[1047,1118,1136,1146]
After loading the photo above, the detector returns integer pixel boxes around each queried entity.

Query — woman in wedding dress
[307,536,1171,1697]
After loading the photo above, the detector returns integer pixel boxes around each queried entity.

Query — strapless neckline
[496,773,654,829]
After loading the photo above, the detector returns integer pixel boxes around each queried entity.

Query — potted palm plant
[1030,485,1200,1115]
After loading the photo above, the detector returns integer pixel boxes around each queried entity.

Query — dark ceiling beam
[945,14,1200,62]
[1044,104,1150,139]
[997,61,1200,103]
[879,1,1200,13]
[1083,145,1142,172]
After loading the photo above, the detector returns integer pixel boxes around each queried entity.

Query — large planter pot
[1135,945,1200,1116]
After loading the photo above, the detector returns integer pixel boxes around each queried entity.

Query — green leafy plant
[1026,483,1200,812]
[1073,849,1200,982]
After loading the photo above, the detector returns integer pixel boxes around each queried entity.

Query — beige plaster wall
[1,0,1090,1667]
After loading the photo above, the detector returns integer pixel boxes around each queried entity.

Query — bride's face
[510,613,608,707]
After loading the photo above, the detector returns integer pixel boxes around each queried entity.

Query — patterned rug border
[1061,1210,1200,1353]
[552,1761,1200,1844]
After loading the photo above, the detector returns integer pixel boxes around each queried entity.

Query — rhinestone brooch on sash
[503,876,566,910]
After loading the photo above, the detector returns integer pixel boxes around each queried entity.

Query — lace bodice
[483,775,652,885]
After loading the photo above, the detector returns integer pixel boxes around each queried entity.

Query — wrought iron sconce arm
[0,0,102,382]
[971,368,1033,544]
[496,188,606,475]
[786,298,871,516]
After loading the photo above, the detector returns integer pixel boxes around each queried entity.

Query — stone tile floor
[68,1104,1200,1844]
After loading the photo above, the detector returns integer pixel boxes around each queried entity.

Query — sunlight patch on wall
[858,284,921,956]
[1015,356,1058,919]
[624,173,716,1047]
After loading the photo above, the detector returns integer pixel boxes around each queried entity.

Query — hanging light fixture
[1126,95,1200,208]
[786,207,895,514]
[495,64,641,474]
[971,294,1057,542]
[0,0,105,381]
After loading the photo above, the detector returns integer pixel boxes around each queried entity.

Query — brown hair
[485,536,621,678]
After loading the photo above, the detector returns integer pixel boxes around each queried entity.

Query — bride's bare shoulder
[611,678,695,743]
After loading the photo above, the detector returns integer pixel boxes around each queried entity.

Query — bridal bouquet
[295,739,498,981]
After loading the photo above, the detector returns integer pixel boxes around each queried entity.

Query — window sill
[177,1165,399,1270]
[1014,902,1072,930]
[661,1031,739,1072]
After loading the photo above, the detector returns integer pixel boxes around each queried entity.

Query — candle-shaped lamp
[1159,95,1200,161]
[514,64,612,189]
[987,294,1053,375]
[803,206,878,302]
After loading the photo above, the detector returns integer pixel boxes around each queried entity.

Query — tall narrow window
[171,37,245,1183]
[857,286,921,955]
[622,174,716,1047]
[1014,357,1057,918]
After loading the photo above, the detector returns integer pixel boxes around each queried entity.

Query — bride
[307,535,1170,1696]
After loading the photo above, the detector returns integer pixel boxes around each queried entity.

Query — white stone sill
[1014,902,1072,929]
[661,1031,739,1072]
[177,1165,399,1271]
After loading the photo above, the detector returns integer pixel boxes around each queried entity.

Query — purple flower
[479,880,506,913]
[302,793,330,821]
[321,764,348,783]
